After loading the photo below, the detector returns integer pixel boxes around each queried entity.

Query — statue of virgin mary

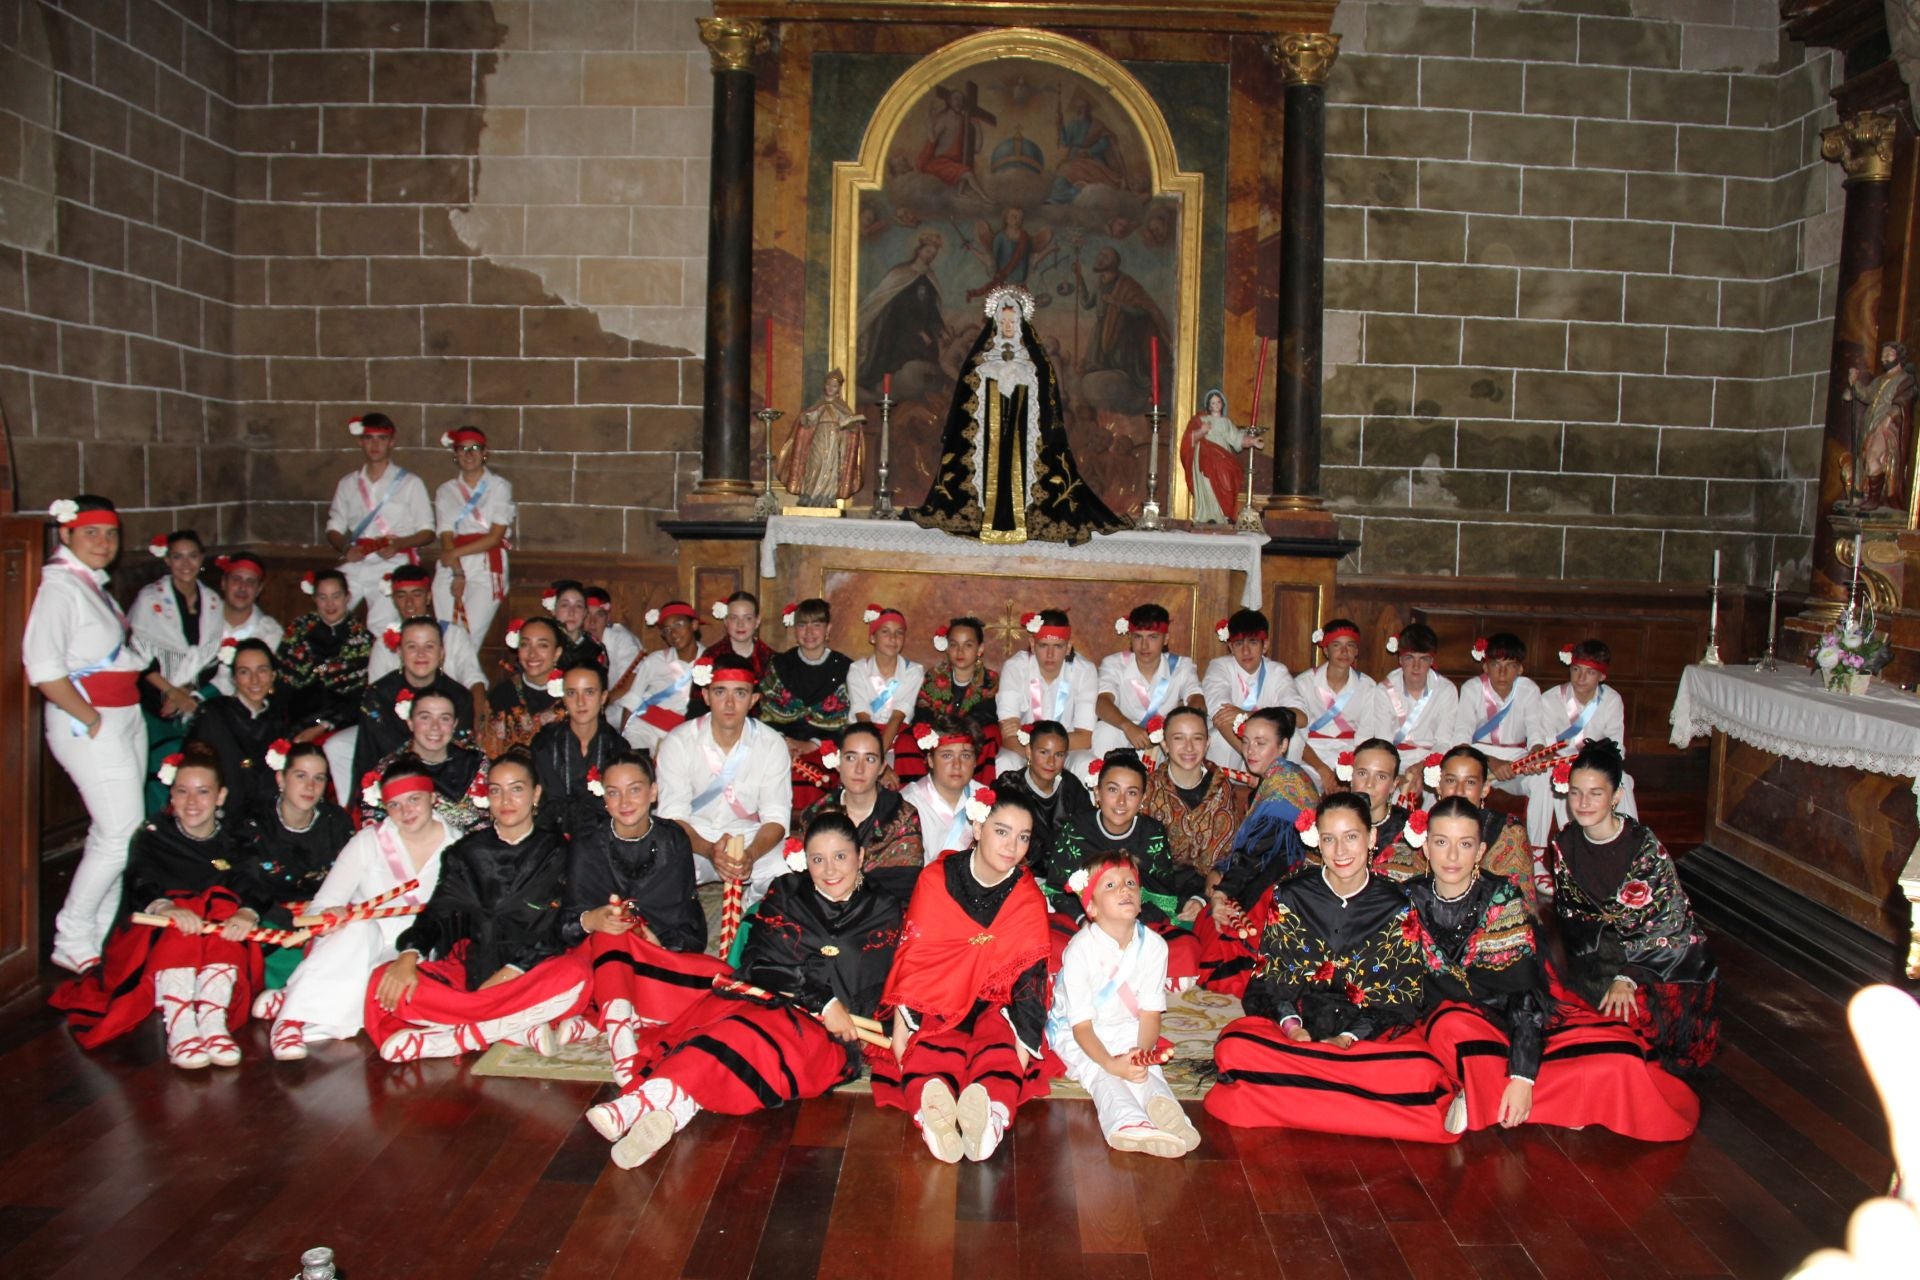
[906,284,1126,546]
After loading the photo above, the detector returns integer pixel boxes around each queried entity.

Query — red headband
[381,774,435,799]
[1122,619,1169,634]
[445,427,486,447]
[1035,624,1071,641]
[866,606,906,636]
[707,665,757,686]
[914,723,976,751]
[1571,655,1609,675]
[217,554,265,578]
[1317,625,1360,648]
[66,510,120,529]
[1079,857,1137,910]
[654,603,697,623]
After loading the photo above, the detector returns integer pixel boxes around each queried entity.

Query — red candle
[1150,336,1160,406]
[763,317,774,408]
[882,372,891,398]
[1250,336,1270,430]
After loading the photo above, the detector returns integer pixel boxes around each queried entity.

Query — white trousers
[433,554,506,648]
[279,914,411,1042]
[46,704,148,969]
[1057,1033,1178,1142]
[1206,727,1250,770]
[324,726,360,807]
[342,558,403,633]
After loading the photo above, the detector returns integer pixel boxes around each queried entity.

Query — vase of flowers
[1814,601,1891,695]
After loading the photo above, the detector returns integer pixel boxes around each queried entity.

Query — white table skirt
[1669,663,1920,801]
[760,516,1268,608]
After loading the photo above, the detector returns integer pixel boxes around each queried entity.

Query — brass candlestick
[871,391,897,518]
[1138,405,1164,531]
[1234,427,1268,534]
[752,407,783,520]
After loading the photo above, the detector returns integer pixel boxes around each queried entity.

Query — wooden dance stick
[131,912,313,947]
[292,879,421,929]
[712,976,892,1048]
[716,835,748,955]
[1506,742,1574,777]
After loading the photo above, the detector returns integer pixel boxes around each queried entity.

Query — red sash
[881,852,1049,1027]
[639,706,687,732]
[451,532,509,602]
[77,670,140,707]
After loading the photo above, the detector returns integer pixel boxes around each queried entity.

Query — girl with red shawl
[874,789,1053,1163]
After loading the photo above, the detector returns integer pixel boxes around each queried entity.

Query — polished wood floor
[0,791,1894,1280]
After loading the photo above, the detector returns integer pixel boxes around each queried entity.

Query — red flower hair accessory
[1422,752,1444,789]
[1295,808,1320,848]
[1335,750,1355,783]
[1403,809,1429,850]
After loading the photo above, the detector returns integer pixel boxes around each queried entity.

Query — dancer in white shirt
[1288,618,1392,793]
[995,608,1098,780]
[1447,632,1546,804]
[325,411,433,633]
[1527,638,1637,852]
[431,424,515,645]
[900,719,989,858]
[616,601,702,752]
[205,552,284,696]
[1092,603,1205,760]
[847,604,924,772]
[1380,623,1459,793]
[1200,608,1306,769]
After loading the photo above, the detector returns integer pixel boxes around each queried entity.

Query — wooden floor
[0,792,1895,1280]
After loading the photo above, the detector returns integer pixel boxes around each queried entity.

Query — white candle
[1850,534,1863,605]
[1766,567,1779,640]
[1711,548,1720,586]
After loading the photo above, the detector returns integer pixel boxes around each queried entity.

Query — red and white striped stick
[131,912,312,947]
[293,879,420,930]
[715,836,747,955]
[712,976,891,1047]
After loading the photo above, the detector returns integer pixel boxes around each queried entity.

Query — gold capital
[1820,109,1897,183]
[698,17,769,74]
[1271,33,1340,87]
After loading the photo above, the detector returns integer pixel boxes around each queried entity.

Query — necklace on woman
[1433,872,1476,904]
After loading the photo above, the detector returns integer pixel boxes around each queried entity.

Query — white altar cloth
[760,516,1267,608]
[1669,664,1920,801]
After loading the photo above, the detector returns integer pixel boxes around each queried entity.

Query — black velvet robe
[996,765,1094,882]
[186,694,295,818]
[350,669,476,785]
[742,874,902,1048]
[530,720,619,836]
[561,817,707,954]
[1049,810,1196,926]
[394,826,570,990]
[231,802,355,928]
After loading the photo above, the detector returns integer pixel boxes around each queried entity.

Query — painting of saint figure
[851,59,1186,521]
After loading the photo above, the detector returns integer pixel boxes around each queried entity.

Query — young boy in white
[1047,855,1202,1159]
[325,413,433,632]
[847,605,924,769]
[1446,632,1546,810]
[995,609,1098,780]
[1526,639,1637,850]
[1381,623,1458,793]
[1092,604,1204,760]
[616,602,701,752]
[1200,609,1305,769]
[1288,619,1392,793]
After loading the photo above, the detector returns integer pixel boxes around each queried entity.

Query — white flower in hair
[346,417,365,436]
[47,498,79,525]
[864,606,882,624]
[1148,726,1164,745]
[690,659,715,687]
[544,674,564,696]
[363,777,382,805]
[645,608,661,626]
[963,787,992,823]
[1386,635,1400,654]
[915,725,939,750]
[1404,810,1429,849]
[1215,621,1231,643]
[300,573,317,595]
[1470,640,1488,662]
[781,604,797,626]
[1558,647,1574,666]
[439,432,455,448]
[1232,712,1249,735]
[216,638,238,666]
[932,629,949,652]
[157,755,182,786]
[712,601,729,620]
[149,535,167,558]
[380,574,393,597]
[541,591,558,612]
[586,768,605,798]
[1294,809,1320,848]
[785,840,808,873]
[1066,868,1091,896]
[1310,627,1325,644]
[1423,757,1443,788]
[1023,613,1042,634]
[395,689,414,720]
[1113,617,1130,636]
[264,740,290,771]
[1016,726,1031,746]
[503,620,523,649]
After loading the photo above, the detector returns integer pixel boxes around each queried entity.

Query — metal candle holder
[871,392,897,519]
[1701,578,1723,666]
[1755,570,1780,672]
[1138,404,1164,531]
[1234,427,1267,534]
[752,407,784,520]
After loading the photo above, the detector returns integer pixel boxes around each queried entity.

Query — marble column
[694,17,769,500]
[1264,32,1340,533]
[1808,108,1898,614]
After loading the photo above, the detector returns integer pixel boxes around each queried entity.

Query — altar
[1669,664,1920,982]
[755,516,1271,666]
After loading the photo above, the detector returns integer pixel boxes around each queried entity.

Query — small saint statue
[1179,388,1264,524]
[777,368,867,507]
[1845,341,1915,513]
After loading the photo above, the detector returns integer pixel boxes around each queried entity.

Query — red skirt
[631,990,867,1114]
[362,947,592,1045]
[1547,968,1720,1075]
[869,1007,1051,1116]
[585,932,731,1026]
[1203,1015,1457,1143]
[1422,1001,1699,1141]
[50,888,263,1050]
[1193,891,1272,998]
[1152,920,1200,988]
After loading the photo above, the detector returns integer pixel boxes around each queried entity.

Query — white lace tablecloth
[1669,664,1920,801]
[760,516,1267,607]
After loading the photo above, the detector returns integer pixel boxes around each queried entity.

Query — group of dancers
[26,480,1718,1170]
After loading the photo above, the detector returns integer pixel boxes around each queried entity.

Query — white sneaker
[587,1094,644,1143]
[916,1078,964,1163]
[957,1085,1008,1162]
[1445,1091,1468,1135]
[1147,1095,1202,1153]
[610,1108,677,1169]
[1110,1124,1186,1159]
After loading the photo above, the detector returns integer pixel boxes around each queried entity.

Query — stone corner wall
[1321,0,1838,588]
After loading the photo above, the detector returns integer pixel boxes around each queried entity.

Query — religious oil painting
[824,31,1207,520]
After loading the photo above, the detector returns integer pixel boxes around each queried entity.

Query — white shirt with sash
[1448,674,1544,762]
[1289,665,1392,771]
[616,648,701,751]
[901,777,985,860]
[327,465,433,613]
[848,655,925,726]
[1384,668,1460,773]
[1200,655,1306,767]
[207,605,286,696]
[655,714,793,901]
[994,650,1099,776]
[1091,651,1201,758]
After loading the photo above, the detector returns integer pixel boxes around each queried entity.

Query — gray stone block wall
[1323,0,1836,585]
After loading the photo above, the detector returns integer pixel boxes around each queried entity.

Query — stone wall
[0,0,244,543]
[1322,0,1839,586]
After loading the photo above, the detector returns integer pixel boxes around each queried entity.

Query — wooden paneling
[0,517,44,1002]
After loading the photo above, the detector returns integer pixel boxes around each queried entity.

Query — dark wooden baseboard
[1679,843,1913,1000]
